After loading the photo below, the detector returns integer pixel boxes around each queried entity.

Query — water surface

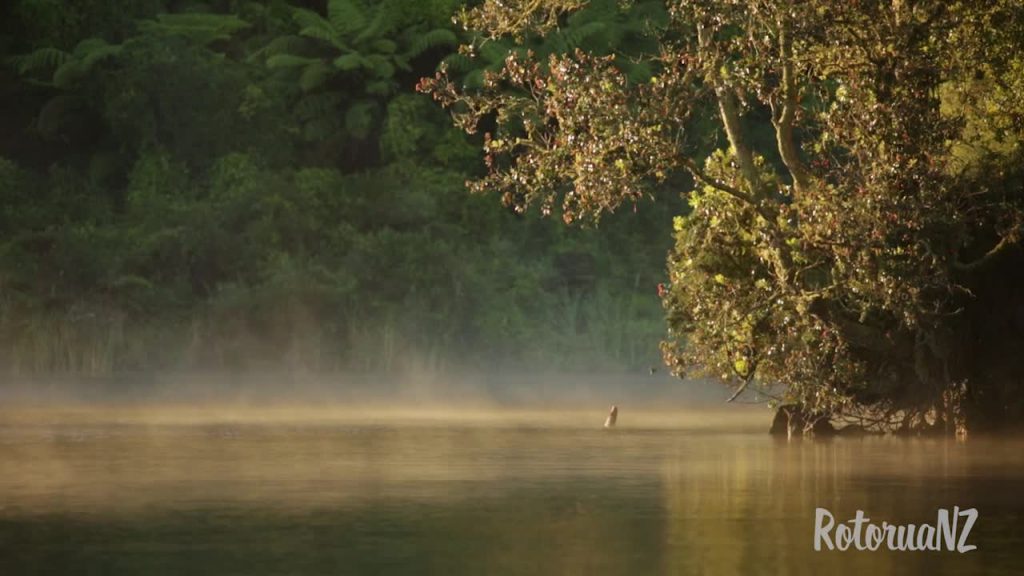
[1,407,1021,575]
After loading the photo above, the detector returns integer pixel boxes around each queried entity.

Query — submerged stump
[769,404,835,438]
[604,405,618,428]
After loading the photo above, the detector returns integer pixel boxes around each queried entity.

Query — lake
[0,407,1021,575]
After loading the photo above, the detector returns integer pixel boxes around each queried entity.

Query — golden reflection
[0,407,1021,575]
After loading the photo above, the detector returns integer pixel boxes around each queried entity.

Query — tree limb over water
[422,0,1024,434]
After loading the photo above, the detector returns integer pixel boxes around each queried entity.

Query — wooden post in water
[604,405,618,428]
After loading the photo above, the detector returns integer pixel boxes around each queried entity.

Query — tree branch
[680,157,755,204]
[697,22,765,198]
[772,13,811,194]
[726,379,749,403]
[716,86,765,197]
[953,225,1022,272]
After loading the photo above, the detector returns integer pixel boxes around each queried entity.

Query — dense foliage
[0,0,682,375]
[422,0,1024,433]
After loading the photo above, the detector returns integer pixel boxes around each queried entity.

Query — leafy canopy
[422,0,1024,430]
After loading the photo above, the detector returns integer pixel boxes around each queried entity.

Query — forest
[420,0,1024,433]
[0,0,682,377]
[3,0,1024,434]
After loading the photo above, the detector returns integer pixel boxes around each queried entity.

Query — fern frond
[75,39,122,69]
[439,52,472,73]
[294,8,345,50]
[299,61,332,92]
[370,38,397,54]
[137,13,250,45]
[327,0,366,37]
[364,54,394,79]
[333,53,366,71]
[616,58,653,83]
[51,60,89,89]
[567,0,617,26]
[463,69,484,89]
[547,31,569,54]
[9,47,68,76]
[392,54,410,72]
[71,38,111,57]
[406,28,457,58]
[629,1,670,30]
[570,21,608,45]
[478,40,511,65]
[48,40,121,89]
[255,35,310,59]
[353,1,392,45]
[267,54,320,69]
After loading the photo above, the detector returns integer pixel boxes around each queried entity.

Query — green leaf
[733,358,749,376]
[333,53,365,71]
[266,54,320,69]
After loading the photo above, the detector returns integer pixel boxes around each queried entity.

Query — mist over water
[1,391,1023,575]
[0,366,1018,576]
[0,370,741,409]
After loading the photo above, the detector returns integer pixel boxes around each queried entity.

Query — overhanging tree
[422,0,1024,433]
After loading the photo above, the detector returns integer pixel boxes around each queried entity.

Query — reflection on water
[0,408,1021,575]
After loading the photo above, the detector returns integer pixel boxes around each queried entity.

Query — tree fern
[327,0,367,38]
[354,1,397,44]
[260,0,467,142]
[407,28,457,58]
[294,8,345,49]
[136,13,250,45]
[250,35,308,62]
[8,47,68,77]
[15,38,124,89]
